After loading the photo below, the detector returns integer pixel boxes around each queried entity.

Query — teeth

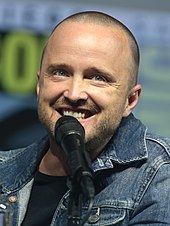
[63,111,85,119]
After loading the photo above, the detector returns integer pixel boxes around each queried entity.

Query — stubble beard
[38,101,57,139]
[84,112,122,158]
[38,99,123,159]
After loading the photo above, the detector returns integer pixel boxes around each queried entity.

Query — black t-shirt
[21,171,68,226]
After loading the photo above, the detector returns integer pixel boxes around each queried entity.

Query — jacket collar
[0,136,49,193]
[93,114,148,172]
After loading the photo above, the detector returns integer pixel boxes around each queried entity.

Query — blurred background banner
[0,0,170,150]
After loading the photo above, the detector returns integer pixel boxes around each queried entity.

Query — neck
[39,146,69,176]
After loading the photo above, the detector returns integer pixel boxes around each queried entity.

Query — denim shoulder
[146,132,170,162]
[0,148,24,163]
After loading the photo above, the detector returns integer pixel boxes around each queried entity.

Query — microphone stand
[67,173,95,226]
[67,178,82,226]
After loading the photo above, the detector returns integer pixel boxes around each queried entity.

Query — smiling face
[37,21,141,158]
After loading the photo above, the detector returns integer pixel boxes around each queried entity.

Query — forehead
[41,21,131,74]
[48,21,129,51]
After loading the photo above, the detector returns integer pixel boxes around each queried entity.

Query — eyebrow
[45,63,73,73]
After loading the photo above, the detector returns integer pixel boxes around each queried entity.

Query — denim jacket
[0,114,170,226]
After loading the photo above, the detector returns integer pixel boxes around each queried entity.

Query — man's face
[37,21,137,157]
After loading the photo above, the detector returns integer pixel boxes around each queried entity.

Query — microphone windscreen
[55,116,85,145]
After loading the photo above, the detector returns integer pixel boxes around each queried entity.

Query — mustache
[52,97,100,113]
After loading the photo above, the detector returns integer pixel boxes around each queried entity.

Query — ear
[123,84,142,117]
[36,71,41,96]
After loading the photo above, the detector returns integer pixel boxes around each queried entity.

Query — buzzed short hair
[40,11,140,87]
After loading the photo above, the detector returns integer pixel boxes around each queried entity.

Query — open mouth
[58,108,95,119]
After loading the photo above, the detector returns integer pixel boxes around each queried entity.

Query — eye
[53,69,69,77]
[85,71,114,87]
[92,74,107,82]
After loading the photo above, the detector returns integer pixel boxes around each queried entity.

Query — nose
[63,77,88,103]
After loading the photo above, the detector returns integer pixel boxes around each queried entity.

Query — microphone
[55,116,95,199]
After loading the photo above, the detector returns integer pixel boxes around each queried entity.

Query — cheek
[39,82,63,103]
[90,89,118,110]
[88,88,111,106]
[96,90,128,116]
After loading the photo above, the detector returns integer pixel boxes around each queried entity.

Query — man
[0,11,170,226]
